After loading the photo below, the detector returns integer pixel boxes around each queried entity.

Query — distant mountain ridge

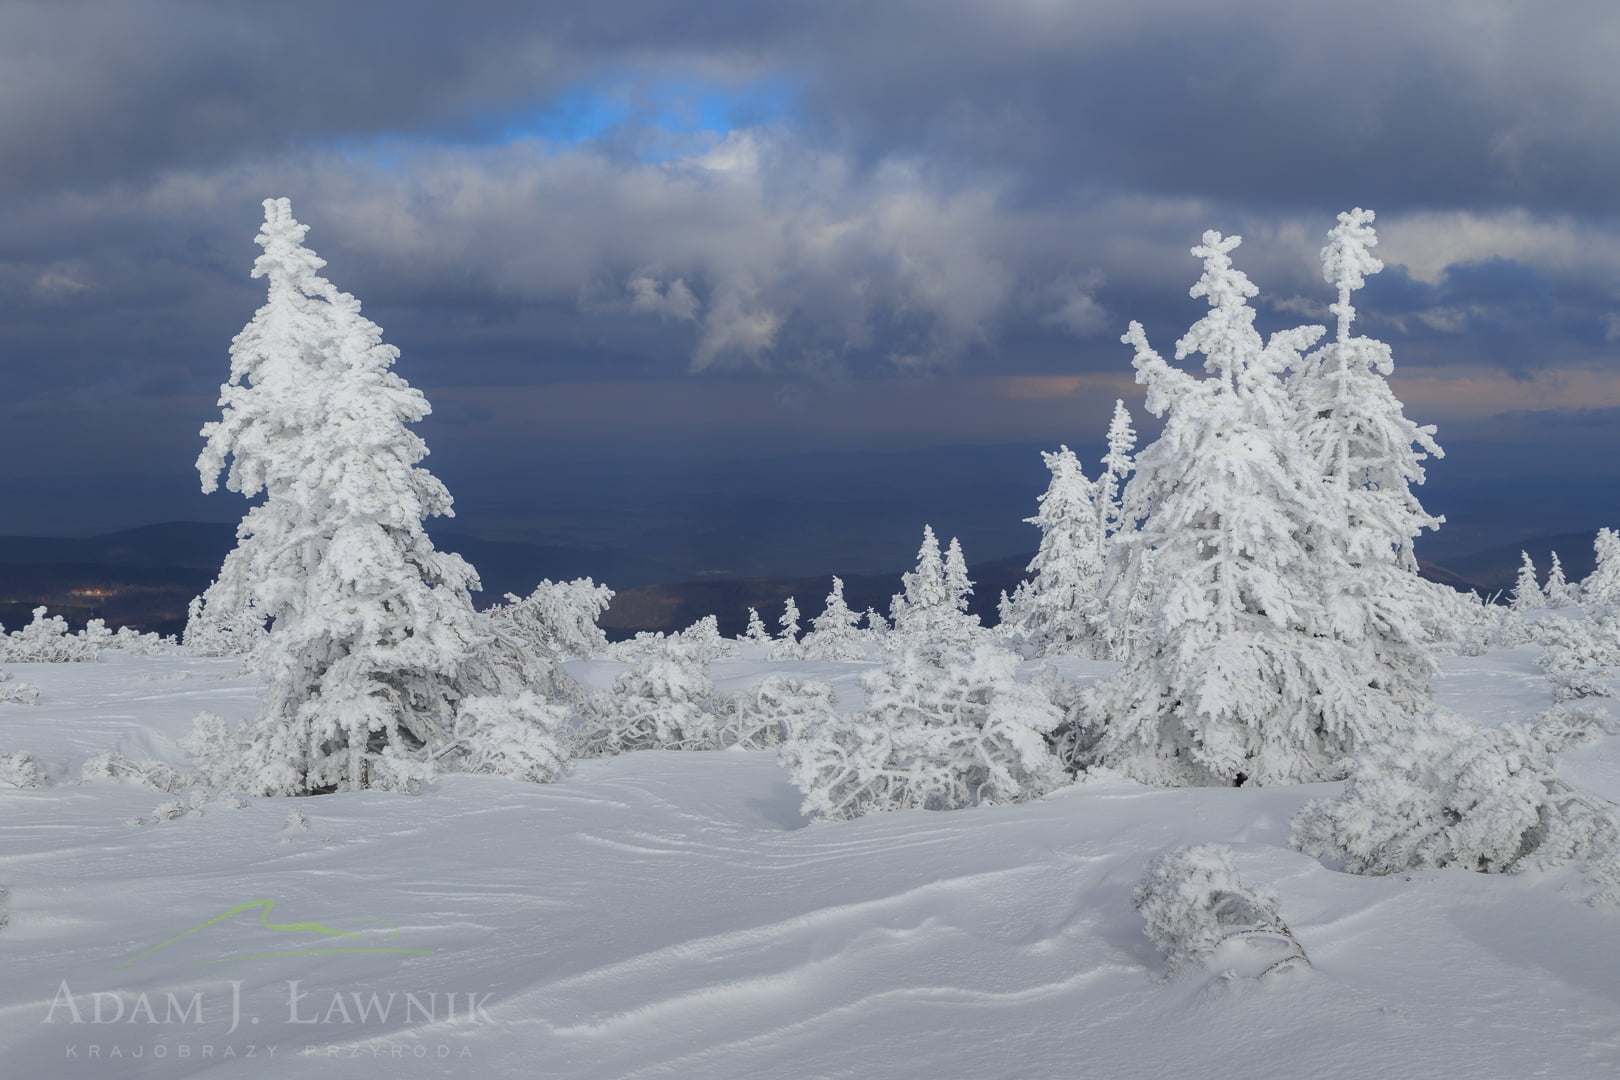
[0,521,1587,640]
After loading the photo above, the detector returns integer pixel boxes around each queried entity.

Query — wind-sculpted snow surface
[1,644,1620,1078]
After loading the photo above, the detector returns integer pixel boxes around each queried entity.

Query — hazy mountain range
[0,519,1601,640]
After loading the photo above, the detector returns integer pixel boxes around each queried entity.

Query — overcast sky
[2,1,1617,565]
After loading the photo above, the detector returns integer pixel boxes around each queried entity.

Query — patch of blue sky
[321,73,796,169]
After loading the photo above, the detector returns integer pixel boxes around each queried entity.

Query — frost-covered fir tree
[1544,552,1578,608]
[890,525,949,632]
[196,198,530,795]
[1287,208,1454,715]
[889,526,980,657]
[943,537,973,616]
[999,446,1110,657]
[1512,552,1547,611]
[1097,399,1137,537]
[769,597,804,660]
[741,607,773,647]
[1080,230,1391,786]
[802,577,864,661]
[1586,528,1620,605]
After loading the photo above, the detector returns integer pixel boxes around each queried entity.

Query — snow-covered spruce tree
[1291,705,1620,883]
[890,525,948,632]
[1097,398,1137,537]
[889,526,981,658]
[1585,528,1620,605]
[1289,208,1456,712]
[769,597,804,660]
[779,641,1065,820]
[1079,230,1392,787]
[1544,552,1579,608]
[1512,552,1547,611]
[943,537,973,616]
[741,607,773,647]
[197,198,552,795]
[999,446,1110,658]
[801,577,864,661]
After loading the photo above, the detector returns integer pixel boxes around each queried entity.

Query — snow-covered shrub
[0,608,98,663]
[0,751,43,789]
[607,631,667,661]
[678,614,738,661]
[577,637,724,756]
[79,751,187,793]
[445,692,572,782]
[780,642,1066,820]
[184,592,268,660]
[801,578,865,661]
[1291,706,1620,878]
[723,675,839,750]
[179,712,259,793]
[487,578,613,662]
[1133,845,1308,979]
[111,625,173,654]
[0,669,40,705]
[1535,617,1619,702]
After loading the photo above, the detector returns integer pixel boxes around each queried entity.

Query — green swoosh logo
[116,900,435,970]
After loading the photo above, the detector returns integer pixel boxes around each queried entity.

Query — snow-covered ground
[3,644,1618,1079]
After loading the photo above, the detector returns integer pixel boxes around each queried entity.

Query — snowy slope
[2,646,1618,1079]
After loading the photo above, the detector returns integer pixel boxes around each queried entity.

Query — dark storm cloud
[4,0,1620,538]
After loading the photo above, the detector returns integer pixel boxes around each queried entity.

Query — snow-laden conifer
[741,607,773,647]
[1289,208,1456,713]
[890,525,948,632]
[943,537,973,616]
[1080,230,1389,786]
[197,198,529,795]
[1098,398,1137,537]
[769,597,804,660]
[1585,528,1620,605]
[1512,552,1547,611]
[802,577,864,661]
[889,527,980,658]
[1545,552,1579,608]
[999,446,1109,657]
[779,642,1065,820]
